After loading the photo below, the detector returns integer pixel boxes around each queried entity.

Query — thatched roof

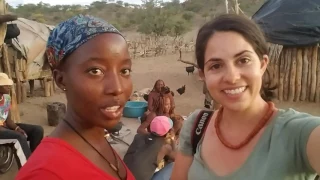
[9,18,54,79]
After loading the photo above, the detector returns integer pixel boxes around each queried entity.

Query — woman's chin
[99,119,121,131]
[221,101,251,112]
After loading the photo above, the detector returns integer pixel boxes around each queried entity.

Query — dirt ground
[1,52,319,179]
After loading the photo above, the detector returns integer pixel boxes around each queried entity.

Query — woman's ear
[261,55,270,74]
[53,69,66,91]
[198,69,205,81]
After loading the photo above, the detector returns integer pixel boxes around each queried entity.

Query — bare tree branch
[178,59,198,68]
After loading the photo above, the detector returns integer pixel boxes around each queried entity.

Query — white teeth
[224,87,246,95]
[104,106,120,112]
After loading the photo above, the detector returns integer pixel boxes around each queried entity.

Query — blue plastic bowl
[123,101,148,118]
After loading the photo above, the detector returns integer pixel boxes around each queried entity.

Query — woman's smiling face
[54,33,133,130]
[202,31,269,111]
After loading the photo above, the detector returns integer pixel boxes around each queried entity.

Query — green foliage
[169,18,189,37]
[137,0,187,37]
[182,11,194,21]
[8,0,265,37]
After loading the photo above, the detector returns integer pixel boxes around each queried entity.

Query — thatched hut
[5,18,55,103]
[253,0,320,103]
[0,0,20,122]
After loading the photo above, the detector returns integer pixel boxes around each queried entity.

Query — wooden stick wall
[268,44,320,103]
[1,44,20,122]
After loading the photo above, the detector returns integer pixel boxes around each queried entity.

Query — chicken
[176,85,186,95]
[185,66,195,75]
[143,94,149,101]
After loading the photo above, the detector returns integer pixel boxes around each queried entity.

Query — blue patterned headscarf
[46,14,123,69]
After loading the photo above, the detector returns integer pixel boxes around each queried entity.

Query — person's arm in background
[5,111,18,130]
[137,112,156,134]
[147,92,155,112]
[168,93,175,113]
[5,110,26,135]
[163,136,177,161]
[171,110,200,180]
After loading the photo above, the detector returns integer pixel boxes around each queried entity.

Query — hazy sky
[6,0,180,6]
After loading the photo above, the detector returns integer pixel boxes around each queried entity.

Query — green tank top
[178,108,320,180]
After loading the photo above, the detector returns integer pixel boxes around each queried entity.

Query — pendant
[110,163,118,171]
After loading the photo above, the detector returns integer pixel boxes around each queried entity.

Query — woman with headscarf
[0,73,43,167]
[16,15,135,180]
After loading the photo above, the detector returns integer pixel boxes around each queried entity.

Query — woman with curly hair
[138,95,174,135]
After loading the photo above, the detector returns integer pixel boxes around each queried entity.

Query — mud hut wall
[7,45,28,103]
[0,0,20,122]
[267,44,320,103]
[7,45,27,81]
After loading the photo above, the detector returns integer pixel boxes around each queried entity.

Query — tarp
[252,0,320,46]
[9,18,54,79]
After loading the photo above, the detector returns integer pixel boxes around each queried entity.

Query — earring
[63,88,66,91]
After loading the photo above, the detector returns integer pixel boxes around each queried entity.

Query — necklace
[215,102,275,150]
[63,119,125,180]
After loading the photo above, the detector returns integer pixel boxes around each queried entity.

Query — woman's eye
[121,69,131,76]
[88,68,103,75]
[211,64,221,70]
[239,58,250,64]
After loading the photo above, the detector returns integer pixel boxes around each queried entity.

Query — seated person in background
[150,116,182,180]
[138,95,174,134]
[170,114,183,141]
[0,73,44,167]
[123,116,176,180]
[147,79,175,114]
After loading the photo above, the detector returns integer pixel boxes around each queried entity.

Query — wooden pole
[295,48,303,101]
[288,48,296,102]
[306,46,312,100]
[0,0,7,46]
[14,53,22,103]
[2,44,20,122]
[278,49,285,101]
[44,77,51,97]
[315,46,320,103]
[283,48,291,101]
[235,0,239,14]
[300,47,309,101]
[225,0,229,13]
[310,45,317,102]
[21,82,27,102]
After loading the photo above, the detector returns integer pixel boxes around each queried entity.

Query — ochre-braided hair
[153,94,170,116]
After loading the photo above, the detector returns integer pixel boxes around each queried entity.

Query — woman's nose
[103,73,124,95]
[223,66,241,84]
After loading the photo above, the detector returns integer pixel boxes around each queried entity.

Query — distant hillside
[8,0,265,36]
